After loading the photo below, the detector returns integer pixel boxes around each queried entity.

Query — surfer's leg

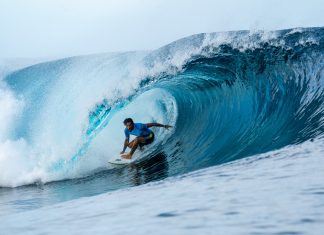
[129,137,145,155]
[122,137,146,159]
[127,140,135,148]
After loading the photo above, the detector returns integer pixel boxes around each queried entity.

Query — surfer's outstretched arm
[146,123,172,129]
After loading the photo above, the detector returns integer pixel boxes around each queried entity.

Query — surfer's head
[124,118,134,131]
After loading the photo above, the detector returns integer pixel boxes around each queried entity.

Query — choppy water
[1,140,323,234]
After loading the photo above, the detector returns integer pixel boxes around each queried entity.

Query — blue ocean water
[0,27,323,234]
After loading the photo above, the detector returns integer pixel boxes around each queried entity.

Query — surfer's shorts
[140,132,155,146]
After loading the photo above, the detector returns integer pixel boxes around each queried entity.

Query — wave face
[1,27,324,187]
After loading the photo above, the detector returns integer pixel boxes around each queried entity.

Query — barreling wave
[0,27,323,187]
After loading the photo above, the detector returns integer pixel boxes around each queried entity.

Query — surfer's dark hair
[123,118,134,125]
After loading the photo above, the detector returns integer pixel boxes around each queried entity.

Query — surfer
[120,118,172,159]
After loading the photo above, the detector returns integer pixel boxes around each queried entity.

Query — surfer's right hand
[120,151,125,154]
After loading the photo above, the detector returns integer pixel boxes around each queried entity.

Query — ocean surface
[0,27,323,234]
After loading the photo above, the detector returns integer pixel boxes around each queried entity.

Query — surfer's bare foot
[121,153,132,159]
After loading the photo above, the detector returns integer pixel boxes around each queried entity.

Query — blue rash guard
[124,123,152,139]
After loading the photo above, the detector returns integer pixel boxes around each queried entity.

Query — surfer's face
[125,122,134,131]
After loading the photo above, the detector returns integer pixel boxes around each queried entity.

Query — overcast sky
[1,0,324,58]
